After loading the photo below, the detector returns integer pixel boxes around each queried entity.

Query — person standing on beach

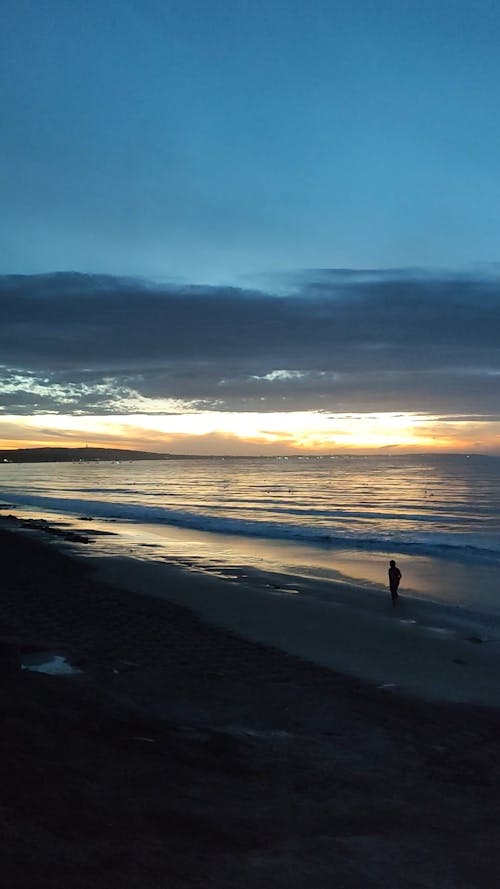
[388,560,402,606]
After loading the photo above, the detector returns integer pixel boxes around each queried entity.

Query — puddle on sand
[22,653,82,676]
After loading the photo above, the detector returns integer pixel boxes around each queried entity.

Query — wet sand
[1,524,500,888]
[89,552,500,708]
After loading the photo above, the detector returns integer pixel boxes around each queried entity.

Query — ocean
[1,454,500,615]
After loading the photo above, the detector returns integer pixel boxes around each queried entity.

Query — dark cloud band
[1,269,500,416]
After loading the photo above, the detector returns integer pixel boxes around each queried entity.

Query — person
[388,559,402,606]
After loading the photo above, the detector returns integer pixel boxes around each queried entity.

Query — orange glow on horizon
[1,411,499,455]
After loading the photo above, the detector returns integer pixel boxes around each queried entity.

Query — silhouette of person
[388,559,402,606]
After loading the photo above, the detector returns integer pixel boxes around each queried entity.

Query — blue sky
[2,0,500,282]
[2,2,500,454]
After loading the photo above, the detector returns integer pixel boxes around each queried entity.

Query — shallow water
[2,454,500,555]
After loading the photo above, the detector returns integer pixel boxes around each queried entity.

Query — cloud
[1,269,500,417]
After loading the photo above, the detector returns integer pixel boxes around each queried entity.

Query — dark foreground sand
[1,526,500,888]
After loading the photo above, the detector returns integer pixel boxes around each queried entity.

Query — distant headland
[0,447,495,464]
[0,447,170,463]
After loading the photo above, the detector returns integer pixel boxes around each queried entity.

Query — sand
[91,554,500,707]
[1,523,500,888]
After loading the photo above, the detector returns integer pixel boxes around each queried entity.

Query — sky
[1,1,500,454]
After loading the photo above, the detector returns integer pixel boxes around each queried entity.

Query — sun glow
[1,410,499,454]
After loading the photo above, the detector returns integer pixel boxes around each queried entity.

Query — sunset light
[1,411,499,455]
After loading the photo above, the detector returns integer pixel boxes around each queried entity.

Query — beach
[1,522,500,888]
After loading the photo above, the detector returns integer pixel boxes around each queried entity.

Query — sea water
[1,454,500,613]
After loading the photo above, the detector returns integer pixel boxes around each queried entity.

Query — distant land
[0,447,170,463]
[0,447,494,464]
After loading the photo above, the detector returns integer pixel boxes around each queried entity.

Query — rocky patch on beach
[1,512,117,545]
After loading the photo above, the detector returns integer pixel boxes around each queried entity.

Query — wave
[203,501,475,524]
[2,491,500,563]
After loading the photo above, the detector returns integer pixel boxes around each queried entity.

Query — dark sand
[1,526,500,888]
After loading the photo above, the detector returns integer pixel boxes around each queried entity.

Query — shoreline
[90,552,500,708]
[1,523,500,886]
[4,512,500,707]
[3,495,500,615]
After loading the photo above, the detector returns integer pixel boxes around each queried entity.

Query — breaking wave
[2,491,500,563]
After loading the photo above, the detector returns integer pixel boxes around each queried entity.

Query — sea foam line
[2,491,500,563]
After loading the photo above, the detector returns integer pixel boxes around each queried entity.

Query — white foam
[3,490,500,562]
